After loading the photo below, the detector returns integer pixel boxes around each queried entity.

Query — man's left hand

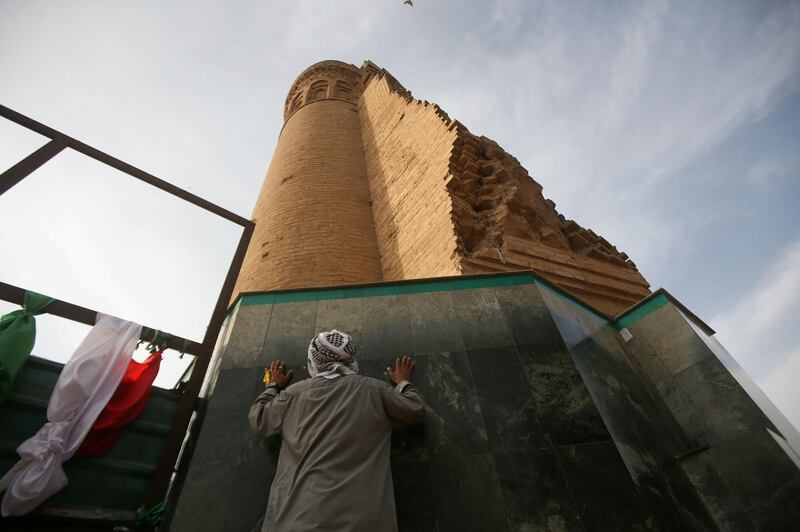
[266,360,293,390]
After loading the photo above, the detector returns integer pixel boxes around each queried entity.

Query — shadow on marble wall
[169,280,799,531]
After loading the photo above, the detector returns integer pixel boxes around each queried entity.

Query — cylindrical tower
[233,61,383,298]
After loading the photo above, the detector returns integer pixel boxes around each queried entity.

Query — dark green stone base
[169,274,800,531]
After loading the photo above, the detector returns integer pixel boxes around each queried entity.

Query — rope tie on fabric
[18,419,70,463]
[0,315,142,516]
[142,329,171,354]
[0,291,54,402]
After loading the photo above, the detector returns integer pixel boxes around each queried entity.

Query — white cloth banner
[0,314,141,516]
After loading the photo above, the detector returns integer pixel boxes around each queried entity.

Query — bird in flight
[404,0,413,5]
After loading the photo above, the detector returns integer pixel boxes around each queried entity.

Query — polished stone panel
[355,356,393,381]
[174,279,800,532]
[315,297,365,344]
[260,334,314,381]
[681,450,757,532]
[494,448,581,531]
[261,300,318,367]
[468,346,550,452]
[390,421,429,464]
[392,460,436,532]
[624,326,672,386]
[663,357,772,445]
[205,367,265,415]
[430,454,508,532]
[408,291,466,354]
[517,343,610,445]
[361,295,415,359]
[685,312,800,457]
[172,367,279,532]
[535,281,605,349]
[556,442,653,531]
[654,374,714,448]
[190,368,277,478]
[622,297,800,531]
[646,459,719,532]
[632,304,712,384]
[171,474,238,531]
[450,288,512,350]
[264,300,318,338]
[412,352,488,458]
[495,284,563,347]
[701,432,800,530]
[540,289,718,530]
[352,357,431,464]
[220,303,272,369]
[571,333,684,457]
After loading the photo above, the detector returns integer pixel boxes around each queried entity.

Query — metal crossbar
[0,104,255,508]
[0,280,202,356]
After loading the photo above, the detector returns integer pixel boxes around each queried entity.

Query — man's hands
[266,360,293,390]
[386,355,415,385]
[266,357,413,387]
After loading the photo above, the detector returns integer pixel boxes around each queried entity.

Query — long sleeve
[248,386,290,437]
[380,380,427,425]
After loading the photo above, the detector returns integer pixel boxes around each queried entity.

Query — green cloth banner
[0,291,54,403]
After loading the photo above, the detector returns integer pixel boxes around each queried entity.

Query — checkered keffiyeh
[307,330,360,379]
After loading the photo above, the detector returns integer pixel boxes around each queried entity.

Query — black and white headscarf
[307,329,359,379]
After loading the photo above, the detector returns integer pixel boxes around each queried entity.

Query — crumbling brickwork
[447,131,650,315]
[233,60,650,315]
[359,75,461,280]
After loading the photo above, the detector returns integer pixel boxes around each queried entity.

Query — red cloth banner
[75,351,162,457]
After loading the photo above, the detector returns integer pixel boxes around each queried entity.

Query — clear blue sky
[1,0,798,427]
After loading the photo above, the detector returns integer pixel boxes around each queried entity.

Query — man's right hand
[386,355,415,385]
[266,360,293,390]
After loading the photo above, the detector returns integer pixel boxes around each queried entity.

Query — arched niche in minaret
[282,60,364,122]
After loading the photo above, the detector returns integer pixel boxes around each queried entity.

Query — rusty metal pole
[0,138,67,196]
[144,221,254,506]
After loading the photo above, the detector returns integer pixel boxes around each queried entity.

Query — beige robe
[248,374,427,532]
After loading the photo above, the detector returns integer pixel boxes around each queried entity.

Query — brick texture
[360,77,461,280]
[233,96,382,297]
[233,60,651,315]
[446,131,651,316]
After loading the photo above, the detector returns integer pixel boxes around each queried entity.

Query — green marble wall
[168,275,799,531]
[624,299,800,531]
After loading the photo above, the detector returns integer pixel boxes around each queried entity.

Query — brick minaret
[234,60,651,315]
[235,61,383,294]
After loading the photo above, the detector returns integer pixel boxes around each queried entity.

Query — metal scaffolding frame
[0,103,254,507]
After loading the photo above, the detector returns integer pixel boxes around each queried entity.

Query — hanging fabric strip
[75,350,163,458]
[0,291,54,403]
[0,314,142,517]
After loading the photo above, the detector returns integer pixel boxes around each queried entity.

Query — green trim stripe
[614,293,670,330]
[533,279,610,324]
[236,270,673,333]
[239,273,535,307]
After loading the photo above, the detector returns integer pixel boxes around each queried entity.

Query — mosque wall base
[168,274,800,532]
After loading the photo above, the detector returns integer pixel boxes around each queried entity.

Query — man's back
[249,372,426,532]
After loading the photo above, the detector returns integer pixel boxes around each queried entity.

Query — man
[249,329,426,532]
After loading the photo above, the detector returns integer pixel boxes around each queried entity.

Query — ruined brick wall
[359,76,461,280]
[447,131,650,315]
[233,59,650,315]
[358,65,649,314]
